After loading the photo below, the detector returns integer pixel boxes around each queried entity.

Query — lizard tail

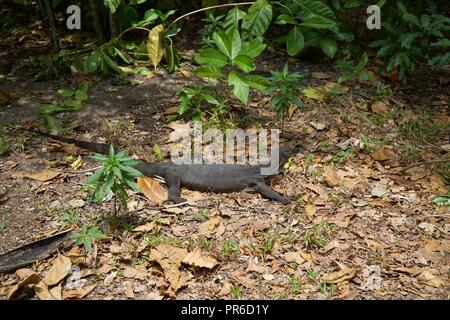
[21,128,111,154]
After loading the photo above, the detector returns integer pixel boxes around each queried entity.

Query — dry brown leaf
[246,257,265,274]
[327,209,355,228]
[417,269,446,288]
[103,272,117,286]
[149,244,189,292]
[231,271,255,289]
[137,177,167,204]
[122,266,149,280]
[179,68,192,78]
[371,147,394,161]
[284,252,305,265]
[217,280,232,297]
[312,71,331,79]
[34,281,60,300]
[124,281,135,299]
[43,255,72,286]
[131,221,156,233]
[7,272,40,300]
[198,217,224,238]
[16,268,38,281]
[26,170,60,182]
[322,263,356,284]
[63,284,97,299]
[370,101,389,115]
[183,247,219,269]
[304,203,316,220]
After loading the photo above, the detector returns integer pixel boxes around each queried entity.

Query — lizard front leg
[163,170,187,204]
[252,180,293,203]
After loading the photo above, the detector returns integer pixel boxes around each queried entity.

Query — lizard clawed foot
[168,196,188,204]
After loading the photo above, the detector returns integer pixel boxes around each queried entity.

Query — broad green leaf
[247,74,271,92]
[275,14,296,25]
[58,88,75,97]
[320,38,337,58]
[240,37,266,59]
[242,0,273,38]
[147,24,165,71]
[230,28,242,60]
[294,0,338,32]
[286,25,305,56]
[228,71,249,104]
[193,66,225,78]
[223,7,247,31]
[103,0,121,14]
[195,48,228,68]
[213,30,232,59]
[234,55,255,73]
[402,13,420,27]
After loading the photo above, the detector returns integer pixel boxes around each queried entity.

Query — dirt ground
[0,22,449,300]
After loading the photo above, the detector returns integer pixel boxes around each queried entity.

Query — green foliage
[0,215,8,231]
[302,221,336,248]
[275,0,349,58]
[369,2,450,82]
[267,63,304,122]
[0,133,10,155]
[86,145,143,211]
[337,52,372,83]
[59,210,81,230]
[230,285,242,299]
[194,27,269,104]
[70,224,106,254]
[220,237,239,257]
[38,82,90,133]
[195,210,209,221]
[433,192,450,206]
[176,85,221,121]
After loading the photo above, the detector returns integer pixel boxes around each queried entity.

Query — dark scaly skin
[24,129,298,204]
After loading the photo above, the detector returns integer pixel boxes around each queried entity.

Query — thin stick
[47,166,102,174]
[167,2,255,31]
[397,159,450,173]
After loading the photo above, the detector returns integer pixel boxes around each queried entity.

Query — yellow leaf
[137,177,167,204]
[147,24,165,71]
[70,155,83,170]
[302,87,325,101]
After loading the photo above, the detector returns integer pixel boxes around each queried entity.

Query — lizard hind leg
[252,180,293,204]
[163,170,187,204]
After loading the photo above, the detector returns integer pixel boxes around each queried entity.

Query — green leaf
[294,0,338,32]
[103,0,121,14]
[234,55,255,73]
[242,0,273,38]
[286,26,305,56]
[275,14,296,25]
[223,7,247,31]
[247,75,271,92]
[402,13,420,27]
[86,168,105,185]
[240,37,266,59]
[195,48,228,68]
[230,27,242,60]
[58,88,75,97]
[193,66,225,79]
[228,71,249,104]
[213,30,232,59]
[319,38,337,58]
[117,164,143,177]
